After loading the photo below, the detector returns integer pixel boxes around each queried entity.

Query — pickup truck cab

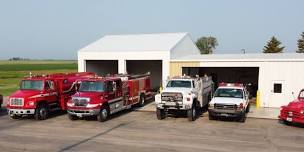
[279,89,304,125]
[155,76,213,121]
[208,83,250,122]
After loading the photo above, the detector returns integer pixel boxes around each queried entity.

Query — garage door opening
[182,67,259,97]
[126,60,162,90]
[86,60,118,76]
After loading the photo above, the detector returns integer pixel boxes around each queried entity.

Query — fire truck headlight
[67,102,74,107]
[28,101,35,106]
[86,103,100,108]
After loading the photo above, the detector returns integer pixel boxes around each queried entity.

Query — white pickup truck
[155,76,213,121]
[208,83,250,122]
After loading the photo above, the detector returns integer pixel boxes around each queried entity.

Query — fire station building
[78,32,304,108]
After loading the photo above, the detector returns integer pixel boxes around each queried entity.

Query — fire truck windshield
[79,81,105,92]
[166,80,192,88]
[214,88,244,98]
[20,80,44,90]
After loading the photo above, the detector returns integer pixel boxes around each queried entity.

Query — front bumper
[8,109,35,115]
[208,109,244,117]
[279,113,304,124]
[67,109,100,117]
[156,102,192,110]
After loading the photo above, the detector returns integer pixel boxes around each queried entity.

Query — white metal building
[78,32,200,89]
[78,32,304,108]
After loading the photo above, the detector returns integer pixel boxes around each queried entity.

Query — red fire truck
[7,72,95,120]
[66,73,152,122]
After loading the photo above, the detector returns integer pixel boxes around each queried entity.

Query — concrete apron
[136,102,280,120]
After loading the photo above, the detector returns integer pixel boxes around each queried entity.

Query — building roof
[79,33,188,52]
[172,53,304,62]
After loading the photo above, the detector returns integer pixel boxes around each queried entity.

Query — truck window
[20,80,43,91]
[214,88,244,98]
[107,81,114,92]
[45,81,55,90]
[79,81,105,92]
[166,80,192,88]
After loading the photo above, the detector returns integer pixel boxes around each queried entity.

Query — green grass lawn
[0,60,78,96]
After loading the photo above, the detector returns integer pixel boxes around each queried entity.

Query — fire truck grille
[10,98,24,106]
[73,98,89,107]
[161,92,183,102]
[214,104,237,110]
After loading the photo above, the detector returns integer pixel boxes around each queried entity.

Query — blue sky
[0,0,303,59]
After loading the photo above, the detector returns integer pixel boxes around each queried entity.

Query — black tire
[187,104,196,121]
[156,108,166,120]
[10,114,21,120]
[97,105,109,122]
[283,120,292,126]
[246,104,250,113]
[239,112,246,123]
[138,94,145,107]
[67,113,78,121]
[208,112,215,120]
[34,104,49,120]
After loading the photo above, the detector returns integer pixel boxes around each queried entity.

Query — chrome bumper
[8,109,35,115]
[67,109,100,117]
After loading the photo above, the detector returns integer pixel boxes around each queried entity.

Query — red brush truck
[66,73,152,122]
[279,89,304,125]
[7,72,95,120]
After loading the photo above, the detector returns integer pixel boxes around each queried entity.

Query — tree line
[196,32,304,54]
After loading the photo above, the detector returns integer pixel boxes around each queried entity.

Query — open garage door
[86,60,118,76]
[182,67,259,97]
[126,60,162,90]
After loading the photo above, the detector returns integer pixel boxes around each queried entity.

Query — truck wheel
[239,112,246,123]
[67,113,78,121]
[156,109,166,120]
[138,94,145,107]
[246,104,250,113]
[97,106,109,122]
[10,114,21,120]
[34,104,49,120]
[208,112,215,120]
[187,104,196,121]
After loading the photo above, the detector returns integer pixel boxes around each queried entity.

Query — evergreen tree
[297,32,304,53]
[263,36,284,53]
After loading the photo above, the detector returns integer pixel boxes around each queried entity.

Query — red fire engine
[66,73,152,122]
[7,72,95,120]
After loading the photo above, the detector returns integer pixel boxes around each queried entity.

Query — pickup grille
[10,98,24,106]
[214,104,237,110]
[73,98,89,107]
[161,92,183,102]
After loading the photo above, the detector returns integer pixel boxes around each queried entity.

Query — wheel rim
[101,109,108,118]
[40,108,46,118]
[141,97,145,105]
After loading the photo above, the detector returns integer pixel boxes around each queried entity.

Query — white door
[268,80,285,107]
